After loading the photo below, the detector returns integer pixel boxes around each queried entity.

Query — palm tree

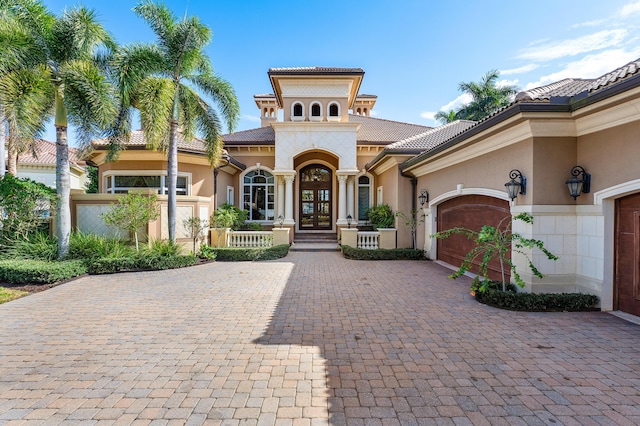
[0,3,52,176]
[0,0,116,258]
[434,110,457,125]
[130,0,239,242]
[454,70,518,121]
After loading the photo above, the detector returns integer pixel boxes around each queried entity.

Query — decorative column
[337,174,348,223]
[277,176,285,220]
[284,175,295,222]
[347,176,355,221]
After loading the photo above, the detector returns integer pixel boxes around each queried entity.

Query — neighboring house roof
[222,115,432,146]
[402,57,640,171]
[18,139,85,168]
[92,130,245,169]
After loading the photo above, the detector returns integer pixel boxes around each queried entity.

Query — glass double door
[299,165,332,230]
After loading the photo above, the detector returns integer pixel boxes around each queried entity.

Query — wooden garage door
[615,193,640,316]
[437,195,511,282]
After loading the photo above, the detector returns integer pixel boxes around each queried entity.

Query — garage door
[437,195,511,282]
[615,193,640,316]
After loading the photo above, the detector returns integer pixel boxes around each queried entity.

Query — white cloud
[571,19,606,29]
[420,111,436,120]
[501,64,539,75]
[620,1,640,16]
[440,93,472,111]
[242,114,261,123]
[523,48,640,90]
[497,79,519,88]
[518,29,628,61]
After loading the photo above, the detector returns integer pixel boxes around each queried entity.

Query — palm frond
[189,73,239,133]
[110,42,165,105]
[133,1,175,49]
[136,76,174,151]
[50,6,113,64]
[61,60,117,148]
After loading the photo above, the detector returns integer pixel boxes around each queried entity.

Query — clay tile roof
[18,139,85,167]
[268,66,364,75]
[222,126,275,144]
[385,120,477,151]
[349,114,432,144]
[515,58,640,102]
[93,130,210,153]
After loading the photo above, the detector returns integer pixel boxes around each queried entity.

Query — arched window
[293,103,303,118]
[356,108,362,115]
[243,169,275,221]
[311,103,321,117]
[329,103,339,117]
[358,175,371,221]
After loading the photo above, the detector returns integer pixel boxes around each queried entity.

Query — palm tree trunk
[6,147,17,176]
[55,89,71,259]
[167,118,178,243]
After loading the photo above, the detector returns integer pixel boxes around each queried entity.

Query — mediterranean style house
[84,59,640,316]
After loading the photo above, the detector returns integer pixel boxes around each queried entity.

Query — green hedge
[212,244,289,261]
[86,255,198,275]
[0,259,87,284]
[476,288,599,311]
[341,245,425,260]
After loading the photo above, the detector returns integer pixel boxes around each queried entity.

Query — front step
[291,232,340,252]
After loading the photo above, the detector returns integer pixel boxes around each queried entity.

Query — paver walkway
[1,252,640,425]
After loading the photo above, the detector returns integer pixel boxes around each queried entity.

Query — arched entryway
[615,192,640,316]
[299,165,332,230]
[437,195,511,282]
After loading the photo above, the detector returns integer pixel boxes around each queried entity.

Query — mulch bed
[1,281,67,293]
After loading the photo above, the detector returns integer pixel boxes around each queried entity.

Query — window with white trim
[358,176,372,221]
[227,186,235,206]
[243,170,275,221]
[292,102,304,120]
[104,174,189,195]
[329,103,339,117]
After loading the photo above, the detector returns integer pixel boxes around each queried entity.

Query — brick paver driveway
[1,252,640,425]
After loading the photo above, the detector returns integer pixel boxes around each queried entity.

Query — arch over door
[299,165,332,230]
[437,195,511,282]
[615,192,640,316]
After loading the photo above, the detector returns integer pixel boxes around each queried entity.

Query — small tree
[396,210,425,249]
[0,175,56,243]
[184,217,208,254]
[210,207,235,247]
[431,213,558,293]
[102,193,160,250]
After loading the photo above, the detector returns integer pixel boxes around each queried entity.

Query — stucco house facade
[86,60,640,316]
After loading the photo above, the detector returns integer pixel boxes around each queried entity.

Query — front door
[299,165,332,230]
[615,192,640,316]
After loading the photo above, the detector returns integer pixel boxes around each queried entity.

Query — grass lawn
[0,287,29,304]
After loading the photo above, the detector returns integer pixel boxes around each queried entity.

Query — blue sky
[41,0,640,144]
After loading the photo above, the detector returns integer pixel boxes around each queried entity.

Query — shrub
[366,204,395,229]
[67,232,134,260]
[0,259,87,284]
[212,244,289,261]
[212,203,248,231]
[85,253,197,274]
[144,239,181,257]
[0,233,58,261]
[0,175,56,243]
[476,288,599,312]
[198,244,216,260]
[341,245,424,260]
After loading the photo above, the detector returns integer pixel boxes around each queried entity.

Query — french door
[299,165,332,230]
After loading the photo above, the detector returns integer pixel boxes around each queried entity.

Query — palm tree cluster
[434,70,518,124]
[0,0,239,258]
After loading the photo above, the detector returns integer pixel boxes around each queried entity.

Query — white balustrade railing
[227,231,273,248]
[357,231,379,250]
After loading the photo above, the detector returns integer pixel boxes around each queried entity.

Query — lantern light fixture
[346,214,353,229]
[566,166,591,200]
[418,189,429,208]
[504,169,526,201]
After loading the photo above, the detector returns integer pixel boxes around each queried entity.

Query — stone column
[277,176,285,220]
[285,175,295,222]
[347,176,355,221]
[337,174,348,222]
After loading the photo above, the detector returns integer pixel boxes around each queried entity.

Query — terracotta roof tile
[17,139,84,167]
[268,67,364,75]
[93,130,210,153]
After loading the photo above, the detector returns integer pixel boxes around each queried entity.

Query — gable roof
[18,139,85,168]
[268,67,364,75]
[222,115,432,146]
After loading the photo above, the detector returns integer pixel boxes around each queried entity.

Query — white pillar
[347,176,355,220]
[277,176,285,219]
[337,174,347,222]
[285,175,295,221]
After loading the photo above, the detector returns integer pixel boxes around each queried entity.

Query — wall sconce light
[566,166,591,200]
[418,189,429,208]
[346,214,353,229]
[278,214,284,228]
[504,169,526,201]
